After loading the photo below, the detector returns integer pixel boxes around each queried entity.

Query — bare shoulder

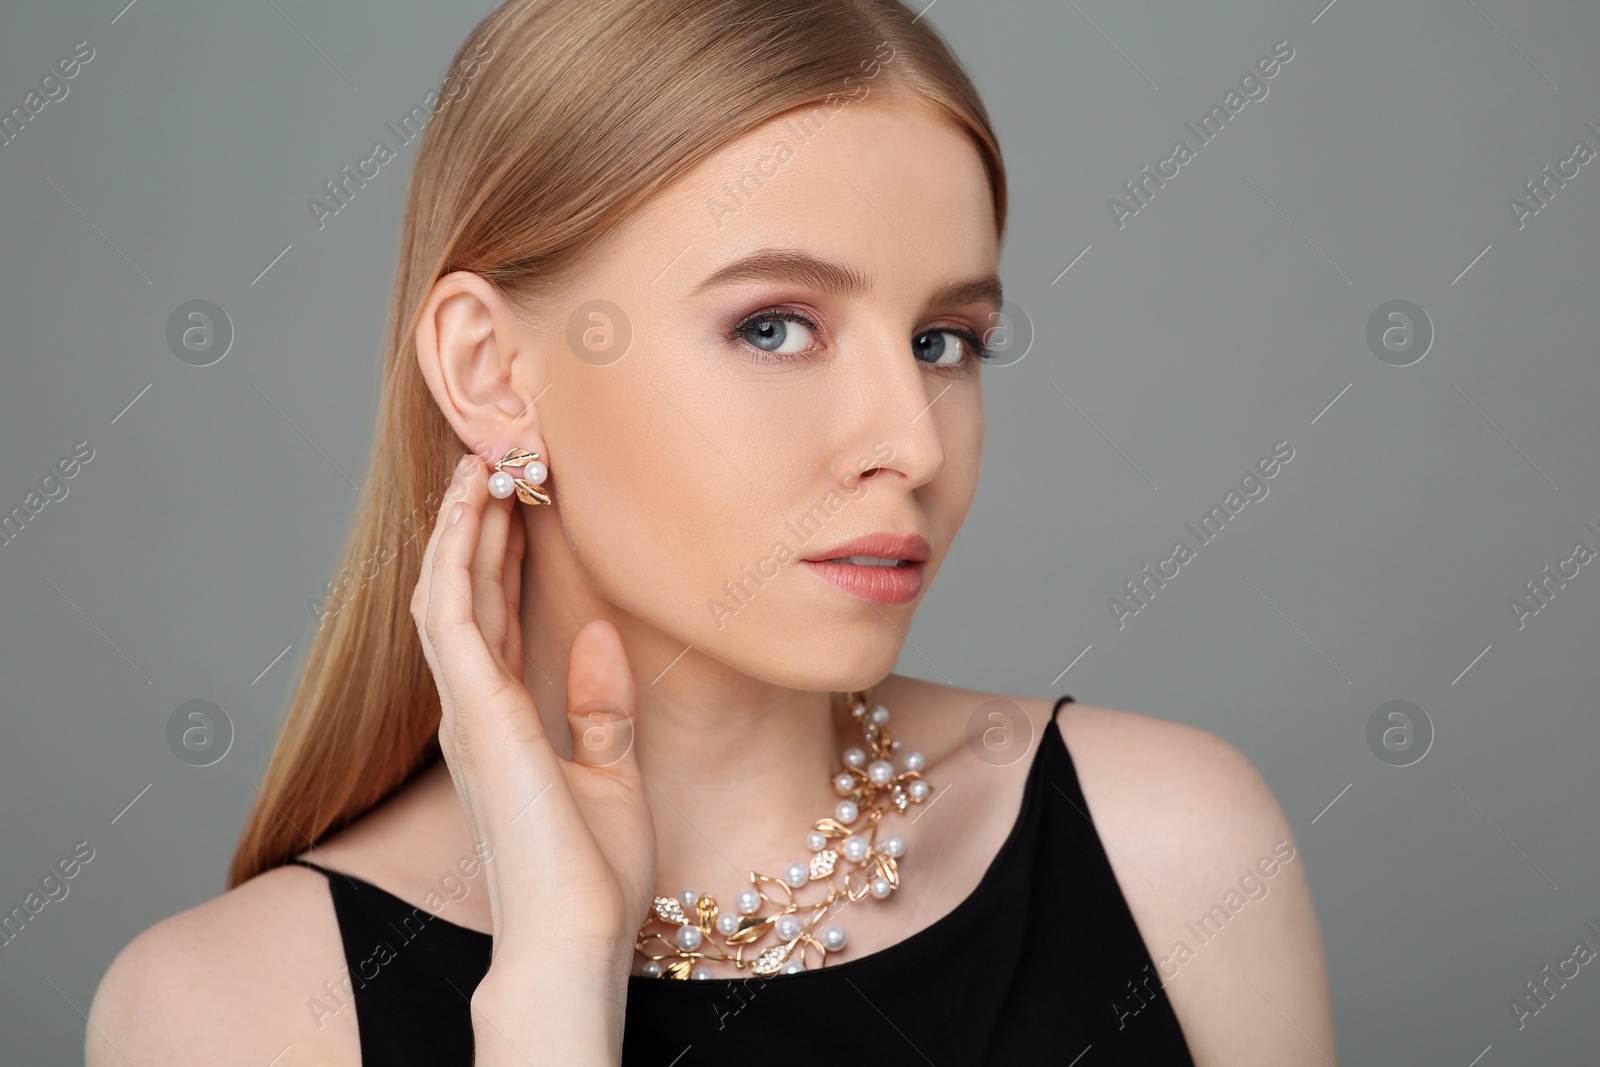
[877,676,1336,1064]
[86,759,485,1066]
[86,862,360,1066]
[1056,699,1337,1066]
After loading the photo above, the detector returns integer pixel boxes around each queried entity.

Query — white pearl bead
[840,834,869,863]
[903,750,925,772]
[680,889,699,909]
[675,925,702,951]
[866,759,894,786]
[842,746,866,768]
[870,877,892,898]
[871,704,889,724]
[807,830,829,852]
[822,924,847,950]
[835,800,858,824]
[833,772,855,796]
[520,460,548,485]
[736,888,761,914]
[908,779,929,800]
[691,966,713,980]
[783,861,809,888]
[775,914,801,940]
[642,960,662,977]
[487,470,516,498]
[780,960,805,974]
[881,834,905,857]
[716,913,741,936]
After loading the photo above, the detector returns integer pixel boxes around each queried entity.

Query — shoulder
[888,675,1286,848]
[879,676,1336,1063]
[1052,698,1285,847]
[86,862,360,1066]
[1055,699,1336,1065]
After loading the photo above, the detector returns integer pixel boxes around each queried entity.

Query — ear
[415,271,549,463]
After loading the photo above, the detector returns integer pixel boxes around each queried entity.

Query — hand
[409,452,656,970]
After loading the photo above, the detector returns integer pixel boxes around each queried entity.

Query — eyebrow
[690,248,1003,311]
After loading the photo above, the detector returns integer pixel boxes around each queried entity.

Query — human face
[536,95,1000,691]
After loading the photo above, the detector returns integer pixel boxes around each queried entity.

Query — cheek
[546,346,802,623]
[934,396,983,522]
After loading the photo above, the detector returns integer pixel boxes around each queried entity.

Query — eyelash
[726,308,994,373]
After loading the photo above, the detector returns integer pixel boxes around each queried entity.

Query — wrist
[471,955,629,1066]
[473,937,633,1012]
[489,931,635,982]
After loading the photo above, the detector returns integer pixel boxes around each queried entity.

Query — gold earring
[487,447,552,505]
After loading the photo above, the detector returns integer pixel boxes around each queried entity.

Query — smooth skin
[86,93,1336,1065]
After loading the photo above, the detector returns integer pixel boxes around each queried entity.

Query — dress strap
[1051,694,1076,723]
[283,856,334,877]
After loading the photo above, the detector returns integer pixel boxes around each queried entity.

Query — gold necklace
[635,689,931,979]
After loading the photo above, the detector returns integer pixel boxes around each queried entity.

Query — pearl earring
[486,447,552,505]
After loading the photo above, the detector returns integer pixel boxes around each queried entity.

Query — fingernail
[448,502,464,526]
[458,453,476,474]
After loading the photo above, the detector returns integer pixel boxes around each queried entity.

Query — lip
[800,532,931,564]
[798,532,931,606]
[800,558,926,605]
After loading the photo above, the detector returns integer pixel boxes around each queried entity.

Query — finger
[470,480,513,669]
[565,619,639,775]
[426,461,578,827]
[411,452,477,679]
[501,505,528,686]
[423,458,519,710]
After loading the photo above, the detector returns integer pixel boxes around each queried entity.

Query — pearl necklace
[635,689,931,979]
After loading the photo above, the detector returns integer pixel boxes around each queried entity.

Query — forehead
[590,96,998,299]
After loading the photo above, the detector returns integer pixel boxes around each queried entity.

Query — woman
[87,0,1336,1063]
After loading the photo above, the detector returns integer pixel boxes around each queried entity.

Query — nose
[832,327,949,493]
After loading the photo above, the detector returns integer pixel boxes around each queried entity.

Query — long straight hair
[229,0,1007,889]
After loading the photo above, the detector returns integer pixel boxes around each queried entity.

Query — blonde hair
[229,0,1007,889]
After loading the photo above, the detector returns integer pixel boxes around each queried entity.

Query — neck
[516,509,861,903]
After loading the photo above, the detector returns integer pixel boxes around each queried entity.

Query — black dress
[286,695,1196,1064]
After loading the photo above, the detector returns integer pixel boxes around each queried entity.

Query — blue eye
[914,328,991,368]
[728,309,993,372]
[735,311,818,356]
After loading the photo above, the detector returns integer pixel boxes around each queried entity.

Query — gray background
[2,0,1597,1063]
